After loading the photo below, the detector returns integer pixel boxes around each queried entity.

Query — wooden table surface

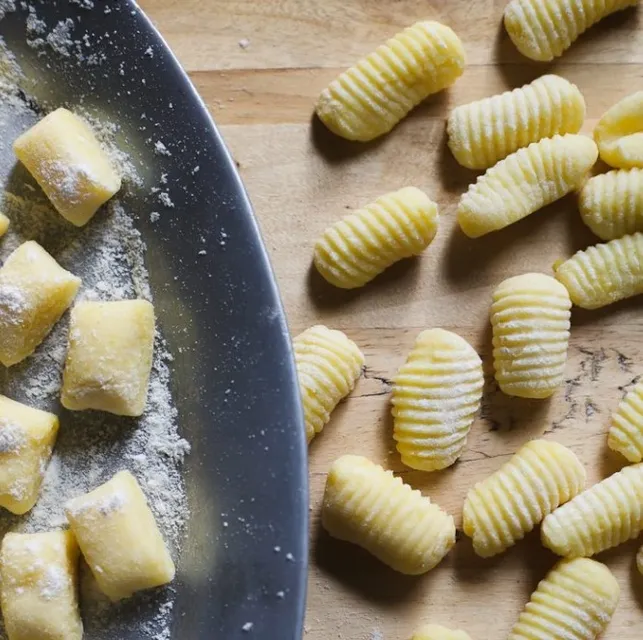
[142,1,643,638]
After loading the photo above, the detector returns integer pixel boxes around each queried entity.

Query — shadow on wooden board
[313,523,425,605]
[306,256,421,311]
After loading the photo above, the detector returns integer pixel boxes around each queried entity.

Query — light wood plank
[143,1,643,637]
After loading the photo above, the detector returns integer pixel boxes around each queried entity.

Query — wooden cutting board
[143,1,643,637]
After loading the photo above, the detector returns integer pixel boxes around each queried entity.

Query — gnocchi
[293,325,364,444]
[594,91,643,168]
[608,379,643,462]
[412,624,472,640]
[61,300,155,417]
[447,74,585,170]
[0,212,8,237]
[13,108,121,226]
[504,0,639,61]
[313,187,439,289]
[508,558,619,640]
[579,168,643,240]
[457,135,597,238]
[554,232,643,309]
[65,470,175,601]
[463,439,585,557]
[316,21,465,141]
[392,328,483,471]
[0,530,82,640]
[542,462,643,557]
[0,241,80,367]
[0,395,59,515]
[490,273,571,399]
[322,455,455,574]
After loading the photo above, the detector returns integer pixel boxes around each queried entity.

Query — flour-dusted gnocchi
[608,379,643,462]
[447,74,585,170]
[491,273,571,399]
[61,300,155,417]
[580,168,643,240]
[315,21,465,142]
[313,187,439,289]
[0,395,59,515]
[0,530,83,640]
[542,462,643,557]
[508,558,619,640]
[554,232,643,309]
[463,439,585,558]
[0,241,81,367]
[595,91,643,168]
[504,0,639,62]
[65,470,175,601]
[0,213,8,237]
[293,325,364,444]
[13,108,121,226]
[457,135,597,238]
[322,455,455,574]
[392,328,483,471]
[412,624,472,640]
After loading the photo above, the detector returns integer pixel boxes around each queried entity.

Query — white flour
[0,11,189,640]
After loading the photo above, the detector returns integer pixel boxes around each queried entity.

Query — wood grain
[142,1,643,637]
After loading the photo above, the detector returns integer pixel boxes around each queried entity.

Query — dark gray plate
[0,1,308,638]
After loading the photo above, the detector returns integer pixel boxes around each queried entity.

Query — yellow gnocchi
[447,74,585,170]
[392,328,483,471]
[579,168,643,240]
[542,462,643,557]
[504,0,639,62]
[595,91,643,168]
[463,439,585,558]
[0,530,83,640]
[322,455,455,574]
[608,379,643,462]
[457,134,597,238]
[412,624,472,640]
[554,232,643,309]
[293,325,364,444]
[61,300,155,417]
[0,212,8,237]
[316,21,465,141]
[508,558,619,640]
[313,187,439,289]
[0,241,80,367]
[65,470,175,601]
[0,395,59,515]
[490,273,571,399]
[13,108,121,226]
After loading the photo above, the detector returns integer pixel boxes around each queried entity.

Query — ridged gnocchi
[316,21,465,142]
[508,558,619,640]
[463,439,585,558]
[490,273,571,399]
[554,232,643,309]
[595,91,643,168]
[608,379,643,462]
[457,134,598,238]
[504,0,639,62]
[322,455,456,574]
[293,325,364,444]
[392,328,483,471]
[412,624,472,640]
[447,74,585,170]
[313,187,439,289]
[541,462,643,557]
[579,168,643,240]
